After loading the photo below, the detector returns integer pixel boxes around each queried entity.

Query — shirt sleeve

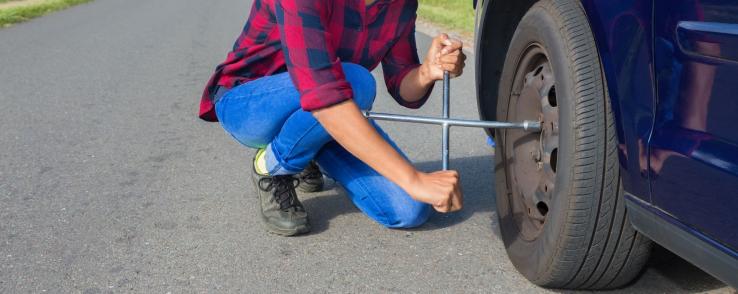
[274,0,354,112]
[381,15,432,109]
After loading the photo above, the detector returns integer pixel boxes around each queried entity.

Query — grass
[417,0,475,33]
[0,0,91,27]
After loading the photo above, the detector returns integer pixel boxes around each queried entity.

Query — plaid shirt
[199,0,430,121]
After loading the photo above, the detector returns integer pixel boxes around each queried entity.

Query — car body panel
[650,0,738,252]
[580,0,656,202]
[627,194,738,287]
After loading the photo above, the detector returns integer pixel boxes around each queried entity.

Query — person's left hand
[420,33,466,81]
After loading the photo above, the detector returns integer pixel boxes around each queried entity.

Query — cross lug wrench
[364,71,542,170]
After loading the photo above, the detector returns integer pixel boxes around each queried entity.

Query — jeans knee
[215,94,272,149]
[384,204,432,229]
[342,63,376,111]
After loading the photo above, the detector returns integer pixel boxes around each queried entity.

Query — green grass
[0,0,23,4]
[417,0,475,33]
[0,0,91,27]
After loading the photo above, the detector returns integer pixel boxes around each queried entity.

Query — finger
[440,38,463,55]
[439,53,466,65]
[446,201,460,213]
[439,54,461,64]
[441,63,465,78]
[440,63,461,73]
[441,38,462,51]
[439,50,461,57]
[452,66,464,78]
[435,51,460,64]
[433,204,450,213]
[434,170,459,181]
[440,170,459,179]
[437,187,454,212]
[451,185,463,211]
[445,191,461,212]
[432,33,449,48]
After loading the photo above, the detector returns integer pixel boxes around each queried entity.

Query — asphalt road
[0,0,734,293]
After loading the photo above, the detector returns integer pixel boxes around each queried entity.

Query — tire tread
[499,0,652,290]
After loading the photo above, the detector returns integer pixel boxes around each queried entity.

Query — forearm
[312,100,418,189]
[398,65,435,103]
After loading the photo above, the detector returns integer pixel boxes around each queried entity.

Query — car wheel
[494,0,652,289]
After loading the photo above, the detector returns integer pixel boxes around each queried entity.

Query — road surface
[0,0,733,292]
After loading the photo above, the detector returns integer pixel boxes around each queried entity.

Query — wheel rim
[504,44,559,241]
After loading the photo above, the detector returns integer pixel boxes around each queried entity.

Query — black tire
[494,0,652,290]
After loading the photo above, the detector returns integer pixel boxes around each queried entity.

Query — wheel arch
[475,0,538,137]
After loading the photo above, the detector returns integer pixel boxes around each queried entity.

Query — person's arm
[313,100,462,212]
[274,1,353,111]
[313,34,467,212]
[276,1,464,212]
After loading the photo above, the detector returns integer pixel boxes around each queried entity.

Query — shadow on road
[300,155,499,235]
[412,155,499,233]
[299,184,360,235]
[303,154,731,293]
[639,245,729,293]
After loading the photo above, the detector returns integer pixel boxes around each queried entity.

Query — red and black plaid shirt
[199,0,430,121]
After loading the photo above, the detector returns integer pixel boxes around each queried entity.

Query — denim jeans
[214,63,431,228]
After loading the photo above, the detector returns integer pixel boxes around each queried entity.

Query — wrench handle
[442,71,450,170]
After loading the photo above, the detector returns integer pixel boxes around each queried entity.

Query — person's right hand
[404,171,463,213]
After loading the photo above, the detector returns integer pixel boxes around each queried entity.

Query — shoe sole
[297,183,324,193]
[262,221,311,237]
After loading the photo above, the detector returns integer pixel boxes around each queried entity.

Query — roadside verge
[0,0,91,28]
[416,0,475,53]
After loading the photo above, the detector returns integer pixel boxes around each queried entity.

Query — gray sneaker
[251,167,310,236]
[297,161,324,193]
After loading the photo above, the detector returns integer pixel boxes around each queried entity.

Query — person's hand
[403,170,463,213]
[420,33,466,82]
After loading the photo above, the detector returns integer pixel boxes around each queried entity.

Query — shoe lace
[258,176,301,210]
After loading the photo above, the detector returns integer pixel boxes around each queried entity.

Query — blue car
[474,0,738,289]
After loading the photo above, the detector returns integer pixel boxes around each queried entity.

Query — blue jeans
[214,63,431,228]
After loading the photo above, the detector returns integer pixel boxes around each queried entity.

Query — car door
[651,0,738,251]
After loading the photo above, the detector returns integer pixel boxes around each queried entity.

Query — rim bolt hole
[548,86,558,107]
[534,66,543,76]
[537,202,549,217]
[551,148,558,173]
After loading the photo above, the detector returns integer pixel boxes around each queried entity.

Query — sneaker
[297,161,324,193]
[251,157,311,236]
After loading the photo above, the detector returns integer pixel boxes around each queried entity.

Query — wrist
[418,64,435,86]
[397,168,422,196]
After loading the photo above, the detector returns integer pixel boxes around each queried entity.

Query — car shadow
[635,245,729,293]
[299,155,500,235]
[301,155,731,293]
[554,245,730,293]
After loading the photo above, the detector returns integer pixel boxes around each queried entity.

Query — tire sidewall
[495,3,582,284]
